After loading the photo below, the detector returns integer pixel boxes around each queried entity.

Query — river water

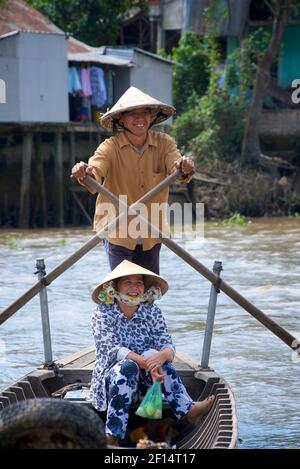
[0,217,299,448]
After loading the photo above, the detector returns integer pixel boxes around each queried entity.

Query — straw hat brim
[92,260,168,304]
[100,103,175,131]
[99,86,175,131]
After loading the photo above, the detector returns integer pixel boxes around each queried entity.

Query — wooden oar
[83,175,299,354]
[0,169,182,325]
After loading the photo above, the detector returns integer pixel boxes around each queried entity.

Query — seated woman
[89,260,214,446]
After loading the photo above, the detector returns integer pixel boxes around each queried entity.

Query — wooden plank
[0,396,10,408]
[27,376,49,397]
[69,131,77,225]
[27,370,55,380]
[63,350,96,369]
[58,368,93,376]
[19,131,33,228]
[35,133,47,227]
[56,345,95,367]
[175,351,200,370]
[8,386,26,401]
[17,381,35,398]
[54,131,64,227]
[2,391,17,404]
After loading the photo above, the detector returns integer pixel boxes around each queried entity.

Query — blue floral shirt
[89,301,175,411]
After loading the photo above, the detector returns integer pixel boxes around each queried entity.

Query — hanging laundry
[81,67,92,97]
[90,66,107,108]
[68,66,82,94]
[106,70,114,106]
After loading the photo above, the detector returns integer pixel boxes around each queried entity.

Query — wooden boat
[0,345,237,449]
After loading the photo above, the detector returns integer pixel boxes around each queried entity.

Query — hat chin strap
[149,111,165,128]
[118,121,135,134]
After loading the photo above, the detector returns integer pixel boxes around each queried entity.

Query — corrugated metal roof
[69,46,174,68]
[0,0,63,35]
[68,50,133,67]
[66,36,93,54]
[0,30,65,40]
[105,47,134,61]
[133,48,175,65]
[0,0,92,53]
[105,46,175,65]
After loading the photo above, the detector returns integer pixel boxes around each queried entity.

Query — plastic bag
[135,381,163,420]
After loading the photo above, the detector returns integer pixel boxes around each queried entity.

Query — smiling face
[119,108,152,138]
[115,274,145,297]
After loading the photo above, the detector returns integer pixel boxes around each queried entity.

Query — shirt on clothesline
[81,68,92,97]
[90,66,107,108]
[68,67,82,94]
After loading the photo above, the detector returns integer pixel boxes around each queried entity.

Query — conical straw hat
[100,86,175,131]
[92,259,168,304]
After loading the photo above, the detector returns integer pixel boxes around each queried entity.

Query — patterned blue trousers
[105,355,194,438]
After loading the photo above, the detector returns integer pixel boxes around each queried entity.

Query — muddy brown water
[0,217,299,448]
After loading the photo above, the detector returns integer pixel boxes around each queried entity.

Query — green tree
[241,0,298,165]
[225,28,271,96]
[28,0,143,46]
[171,36,247,165]
[171,32,210,114]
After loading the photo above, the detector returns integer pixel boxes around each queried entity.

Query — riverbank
[190,159,300,220]
[0,154,299,228]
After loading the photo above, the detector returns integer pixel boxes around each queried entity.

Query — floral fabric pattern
[89,301,176,411]
[105,358,193,438]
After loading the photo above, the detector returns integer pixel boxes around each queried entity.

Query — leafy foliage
[171,32,210,114]
[225,28,272,95]
[172,87,247,164]
[222,213,247,226]
[171,36,247,165]
[27,0,142,46]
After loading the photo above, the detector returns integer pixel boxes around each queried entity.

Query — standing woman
[89,260,214,446]
[71,87,195,274]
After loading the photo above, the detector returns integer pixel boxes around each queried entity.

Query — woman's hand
[150,365,164,384]
[176,156,195,175]
[145,353,165,383]
[144,352,165,371]
[71,161,94,181]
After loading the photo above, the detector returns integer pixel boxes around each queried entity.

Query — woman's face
[115,274,145,296]
[119,108,152,137]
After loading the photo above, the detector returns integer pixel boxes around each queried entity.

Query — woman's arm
[125,351,148,369]
[150,305,176,358]
[143,347,174,371]
[126,351,165,383]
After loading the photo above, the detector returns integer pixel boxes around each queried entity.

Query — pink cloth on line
[81,68,92,97]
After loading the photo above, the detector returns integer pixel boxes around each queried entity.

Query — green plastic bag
[135,381,163,420]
